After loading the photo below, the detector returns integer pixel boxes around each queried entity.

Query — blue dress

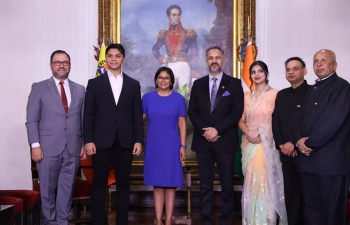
[142,90,187,187]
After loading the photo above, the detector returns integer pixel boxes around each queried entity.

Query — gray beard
[209,67,222,73]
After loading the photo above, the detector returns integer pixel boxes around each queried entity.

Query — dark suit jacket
[83,73,144,149]
[292,73,350,175]
[188,74,244,154]
[272,81,310,163]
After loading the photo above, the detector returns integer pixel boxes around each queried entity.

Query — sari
[241,85,288,225]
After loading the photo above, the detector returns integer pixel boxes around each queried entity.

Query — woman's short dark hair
[154,67,175,90]
[249,60,269,89]
[166,5,182,16]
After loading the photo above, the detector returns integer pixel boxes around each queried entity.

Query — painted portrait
[120,0,233,95]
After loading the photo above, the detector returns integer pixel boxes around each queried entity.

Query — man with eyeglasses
[293,49,350,225]
[272,57,310,225]
[26,50,86,225]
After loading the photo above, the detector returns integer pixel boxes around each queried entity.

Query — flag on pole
[96,43,108,77]
[241,40,255,92]
[235,39,258,182]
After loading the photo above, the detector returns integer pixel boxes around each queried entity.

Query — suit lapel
[67,79,76,115]
[201,76,211,112]
[47,77,66,115]
[102,73,117,107]
[212,74,229,113]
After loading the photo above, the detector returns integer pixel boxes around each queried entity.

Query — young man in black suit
[272,57,310,225]
[188,46,244,225]
[84,44,144,225]
[294,49,350,225]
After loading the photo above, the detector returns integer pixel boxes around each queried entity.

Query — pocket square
[222,91,230,97]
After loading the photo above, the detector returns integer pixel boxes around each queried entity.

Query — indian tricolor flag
[96,42,108,77]
[241,40,255,92]
[236,40,257,181]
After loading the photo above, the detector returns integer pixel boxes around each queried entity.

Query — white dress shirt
[53,76,72,106]
[31,76,72,148]
[108,70,124,105]
[317,71,335,81]
[209,72,223,100]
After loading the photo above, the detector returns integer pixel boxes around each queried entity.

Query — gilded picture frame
[98,0,256,171]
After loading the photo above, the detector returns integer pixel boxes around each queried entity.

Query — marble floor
[70,187,244,225]
[70,208,243,225]
[108,208,243,225]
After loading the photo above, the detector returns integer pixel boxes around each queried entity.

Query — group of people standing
[25,42,350,225]
[238,49,350,225]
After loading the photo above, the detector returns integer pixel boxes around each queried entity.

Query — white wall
[256,0,350,90]
[0,0,98,189]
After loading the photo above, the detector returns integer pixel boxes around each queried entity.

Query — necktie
[59,81,69,114]
[210,77,218,112]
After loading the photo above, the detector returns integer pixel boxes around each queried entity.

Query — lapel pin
[222,86,225,89]
[297,105,301,108]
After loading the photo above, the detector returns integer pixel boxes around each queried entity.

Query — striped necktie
[210,77,218,112]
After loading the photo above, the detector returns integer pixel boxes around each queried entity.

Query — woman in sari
[238,61,288,225]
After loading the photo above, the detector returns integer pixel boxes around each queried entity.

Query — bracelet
[180,144,187,149]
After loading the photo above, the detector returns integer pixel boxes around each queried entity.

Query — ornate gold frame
[98,0,256,79]
[98,0,256,169]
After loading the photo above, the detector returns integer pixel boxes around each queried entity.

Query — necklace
[251,84,270,101]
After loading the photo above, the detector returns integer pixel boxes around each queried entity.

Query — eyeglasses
[285,66,302,73]
[157,76,170,81]
[51,61,70,66]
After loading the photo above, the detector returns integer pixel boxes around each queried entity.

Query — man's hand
[85,142,96,156]
[80,147,87,160]
[31,147,43,163]
[203,127,218,142]
[290,150,298,157]
[159,56,169,64]
[132,143,142,156]
[297,137,312,156]
[209,135,221,142]
[280,142,295,157]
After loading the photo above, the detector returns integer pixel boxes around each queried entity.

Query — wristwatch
[180,144,187,149]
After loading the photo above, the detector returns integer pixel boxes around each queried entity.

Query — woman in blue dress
[142,67,187,225]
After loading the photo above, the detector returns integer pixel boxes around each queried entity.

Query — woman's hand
[250,136,261,144]
[180,147,186,162]
[245,129,260,144]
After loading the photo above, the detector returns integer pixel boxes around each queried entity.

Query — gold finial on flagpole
[248,0,252,40]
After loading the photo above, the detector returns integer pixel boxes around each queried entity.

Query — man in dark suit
[26,50,86,225]
[272,57,310,225]
[188,46,244,225]
[294,49,350,225]
[83,44,144,225]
